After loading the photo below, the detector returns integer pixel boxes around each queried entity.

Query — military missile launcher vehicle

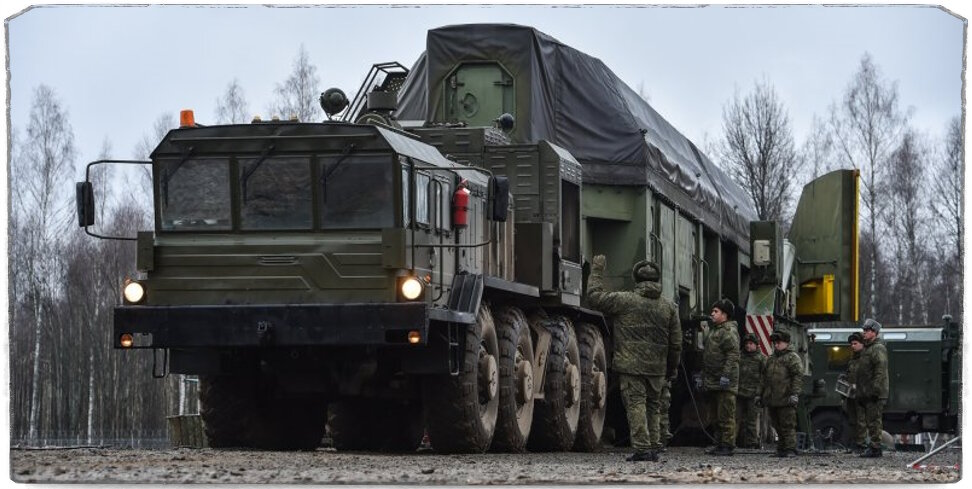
[76,23,860,452]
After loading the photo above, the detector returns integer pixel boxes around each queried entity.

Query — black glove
[788,394,800,407]
[719,376,730,389]
[754,396,763,408]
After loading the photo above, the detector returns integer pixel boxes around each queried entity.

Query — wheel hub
[566,363,581,407]
[479,354,498,402]
[516,359,534,404]
[592,371,606,410]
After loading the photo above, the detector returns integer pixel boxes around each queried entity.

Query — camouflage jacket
[702,320,740,393]
[846,351,862,386]
[587,263,681,376]
[737,349,767,398]
[761,346,803,407]
[857,338,889,400]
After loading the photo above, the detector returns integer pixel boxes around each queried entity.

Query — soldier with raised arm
[588,254,681,462]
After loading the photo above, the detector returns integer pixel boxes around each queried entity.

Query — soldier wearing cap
[737,333,766,449]
[588,255,681,462]
[702,298,740,456]
[857,318,889,458]
[762,330,803,457]
[844,332,868,453]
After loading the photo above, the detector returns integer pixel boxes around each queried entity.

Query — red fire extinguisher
[452,180,470,228]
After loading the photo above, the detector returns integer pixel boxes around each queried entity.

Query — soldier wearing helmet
[762,329,803,457]
[844,332,868,453]
[857,318,889,458]
[587,255,680,462]
[702,298,740,456]
[737,333,766,449]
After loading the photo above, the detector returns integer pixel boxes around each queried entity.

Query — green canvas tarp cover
[395,23,757,248]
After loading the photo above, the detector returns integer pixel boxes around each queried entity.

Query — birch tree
[15,85,77,443]
[930,116,963,319]
[716,79,799,222]
[828,53,907,320]
[215,78,251,124]
[883,130,929,324]
[271,44,321,122]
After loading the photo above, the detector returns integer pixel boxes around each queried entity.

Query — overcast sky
[3,3,967,174]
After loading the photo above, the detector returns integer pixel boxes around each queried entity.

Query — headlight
[401,277,423,300]
[123,281,145,304]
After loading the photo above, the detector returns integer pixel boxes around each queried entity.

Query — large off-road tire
[573,322,608,452]
[199,375,252,448]
[423,304,500,453]
[527,315,581,452]
[811,409,851,447]
[490,306,535,452]
[329,399,425,453]
[200,375,326,450]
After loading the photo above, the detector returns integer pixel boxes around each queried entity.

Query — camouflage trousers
[768,405,797,452]
[844,398,867,446]
[657,381,672,445]
[619,374,665,451]
[736,396,760,447]
[861,399,886,448]
[706,390,736,447]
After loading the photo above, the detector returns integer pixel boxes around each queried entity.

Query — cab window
[240,157,312,230]
[159,158,231,231]
[320,154,394,229]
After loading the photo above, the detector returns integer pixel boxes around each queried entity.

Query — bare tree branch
[271,44,321,122]
[716,79,798,222]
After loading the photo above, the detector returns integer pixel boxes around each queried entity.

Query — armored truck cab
[79,114,609,454]
[807,320,961,446]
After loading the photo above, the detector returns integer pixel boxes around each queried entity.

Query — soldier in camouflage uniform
[702,298,740,456]
[857,318,889,458]
[762,330,803,457]
[843,332,868,453]
[736,333,766,449]
[588,254,681,462]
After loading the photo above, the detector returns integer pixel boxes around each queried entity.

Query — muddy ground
[10,445,961,484]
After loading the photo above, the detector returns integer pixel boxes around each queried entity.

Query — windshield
[241,156,312,230]
[320,154,394,229]
[158,153,395,231]
[159,158,231,231]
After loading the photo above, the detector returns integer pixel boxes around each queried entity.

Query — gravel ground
[10,446,961,484]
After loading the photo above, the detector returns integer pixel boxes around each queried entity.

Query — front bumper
[113,302,432,348]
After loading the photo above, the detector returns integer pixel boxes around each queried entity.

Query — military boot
[626,451,656,462]
[712,444,735,456]
[844,443,867,454]
[859,446,883,458]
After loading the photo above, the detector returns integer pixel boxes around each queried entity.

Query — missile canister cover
[396,23,757,249]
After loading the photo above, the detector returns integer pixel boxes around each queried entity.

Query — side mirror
[490,176,510,222]
[76,181,95,227]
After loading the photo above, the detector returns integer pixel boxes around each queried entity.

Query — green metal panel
[444,63,515,127]
[750,221,783,286]
[581,185,648,293]
[808,328,945,414]
[659,202,675,302]
[789,170,859,322]
[703,231,721,308]
[676,214,694,294]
